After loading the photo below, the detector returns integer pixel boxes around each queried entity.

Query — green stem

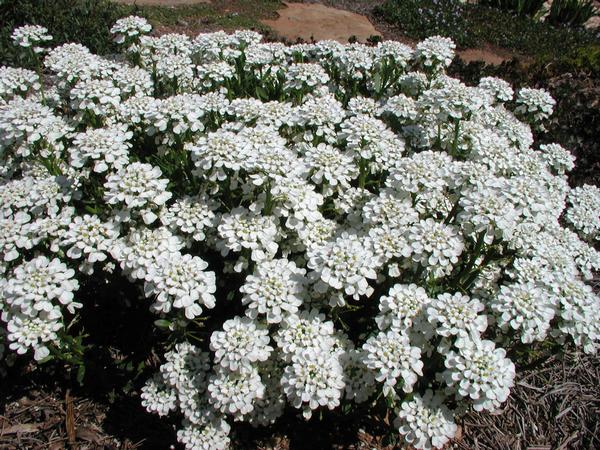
[451,119,461,157]
[263,180,273,216]
[358,159,369,189]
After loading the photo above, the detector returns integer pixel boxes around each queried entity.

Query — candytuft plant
[1,17,599,450]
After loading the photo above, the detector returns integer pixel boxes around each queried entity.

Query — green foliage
[137,0,280,33]
[478,0,546,17]
[0,0,134,66]
[375,0,598,57]
[374,0,475,47]
[547,0,597,28]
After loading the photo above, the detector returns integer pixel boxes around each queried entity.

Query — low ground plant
[375,0,599,56]
[1,17,600,450]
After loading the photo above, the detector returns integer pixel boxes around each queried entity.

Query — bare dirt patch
[458,47,512,65]
[262,2,381,43]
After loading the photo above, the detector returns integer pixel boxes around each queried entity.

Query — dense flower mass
[1,19,599,450]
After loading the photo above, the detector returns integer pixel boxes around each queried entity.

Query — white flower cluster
[0,67,40,104]
[110,16,152,44]
[515,87,556,128]
[11,25,52,53]
[1,256,79,360]
[566,184,600,240]
[2,21,600,450]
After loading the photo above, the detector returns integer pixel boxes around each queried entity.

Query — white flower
[427,292,488,339]
[6,312,62,361]
[443,338,515,412]
[160,342,211,394]
[210,316,272,371]
[3,256,80,318]
[177,418,231,450]
[566,184,600,240]
[419,79,487,122]
[11,25,52,53]
[240,258,307,323]
[217,207,279,263]
[144,252,216,319]
[302,143,358,190]
[376,283,431,333]
[0,66,40,102]
[394,390,457,450]
[284,63,330,91]
[458,176,519,244]
[478,76,514,103]
[281,348,345,419]
[159,194,218,242]
[491,282,557,343]
[307,232,379,300]
[362,330,423,396]
[70,78,121,119]
[111,16,152,44]
[556,279,600,354]
[104,162,171,223]
[379,94,418,121]
[362,189,419,229]
[110,226,184,280]
[538,143,575,174]
[207,365,265,417]
[0,211,32,261]
[141,374,177,417]
[338,114,405,170]
[275,309,336,360]
[69,125,132,173]
[515,87,555,126]
[414,36,456,71]
[408,219,465,278]
[60,215,120,272]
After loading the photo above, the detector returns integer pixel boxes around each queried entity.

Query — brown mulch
[458,351,600,450]
[1,350,598,449]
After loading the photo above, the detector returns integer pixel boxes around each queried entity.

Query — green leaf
[154,319,172,329]
[255,86,268,100]
[76,364,86,385]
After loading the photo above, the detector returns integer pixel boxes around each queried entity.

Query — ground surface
[261,2,381,43]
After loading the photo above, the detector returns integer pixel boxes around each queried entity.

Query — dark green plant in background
[0,0,134,66]
[478,0,546,17]
[547,0,597,28]
[375,0,598,57]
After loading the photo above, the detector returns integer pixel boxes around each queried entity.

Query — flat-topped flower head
[144,252,216,320]
[362,329,423,396]
[281,348,345,419]
[3,256,80,318]
[111,16,152,44]
[443,338,515,412]
[307,231,380,301]
[240,258,307,323]
[210,316,272,371]
[11,25,52,53]
[395,390,457,450]
[427,292,488,339]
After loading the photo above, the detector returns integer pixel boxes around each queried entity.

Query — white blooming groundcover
[1,17,600,450]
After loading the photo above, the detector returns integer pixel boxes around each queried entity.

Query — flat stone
[262,2,381,43]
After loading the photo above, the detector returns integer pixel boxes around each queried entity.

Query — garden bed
[1,1,600,449]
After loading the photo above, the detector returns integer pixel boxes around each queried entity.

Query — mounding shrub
[1,17,600,450]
